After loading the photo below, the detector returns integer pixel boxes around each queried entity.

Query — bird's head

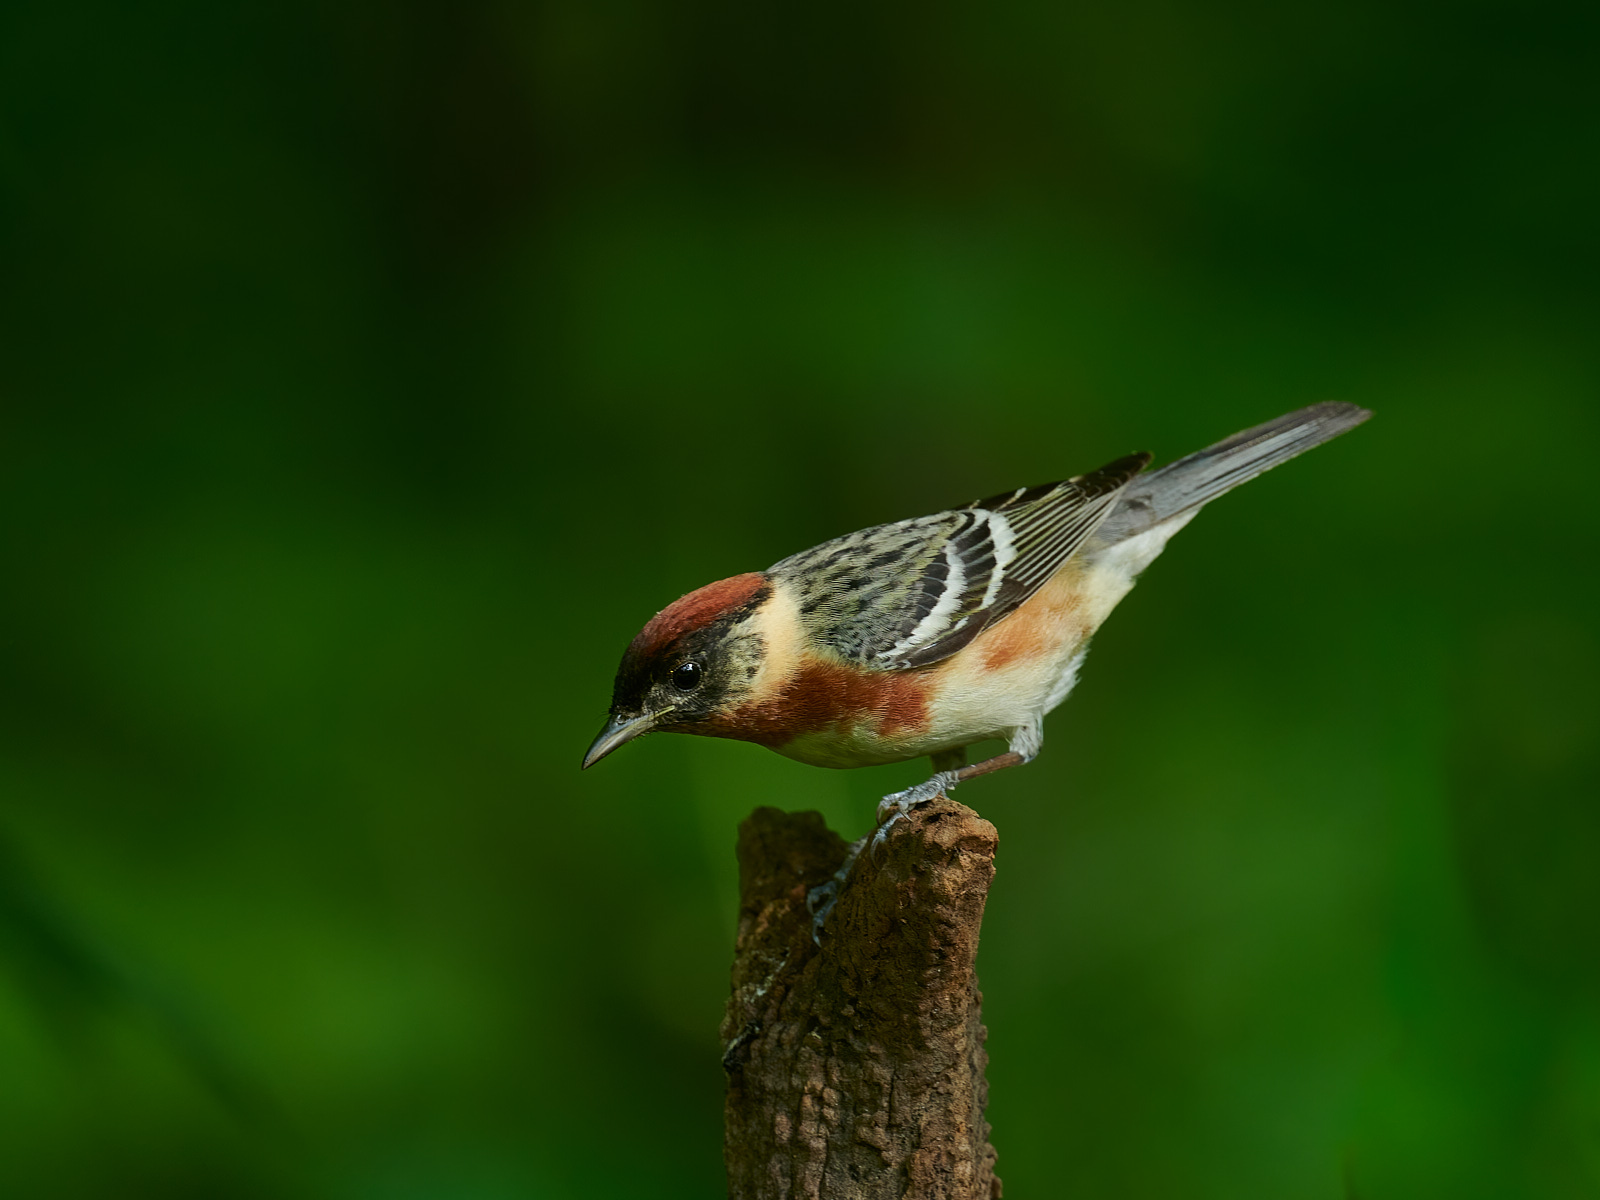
[583,572,773,769]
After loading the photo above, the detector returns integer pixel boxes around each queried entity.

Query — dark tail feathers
[1100,402,1371,543]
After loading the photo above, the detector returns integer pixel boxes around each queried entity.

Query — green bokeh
[2,0,1597,1196]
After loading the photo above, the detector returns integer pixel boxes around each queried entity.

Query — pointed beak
[581,710,662,770]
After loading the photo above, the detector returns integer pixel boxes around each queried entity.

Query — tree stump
[721,797,1001,1199]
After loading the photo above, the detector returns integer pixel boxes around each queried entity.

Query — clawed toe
[808,837,866,945]
[868,812,902,862]
[807,879,840,937]
[869,771,960,860]
[876,772,958,822]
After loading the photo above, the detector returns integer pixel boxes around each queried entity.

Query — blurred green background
[2,0,1597,1196]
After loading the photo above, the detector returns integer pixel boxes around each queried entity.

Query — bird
[583,403,1370,840]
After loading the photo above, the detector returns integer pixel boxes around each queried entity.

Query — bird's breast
[700,654,935,764]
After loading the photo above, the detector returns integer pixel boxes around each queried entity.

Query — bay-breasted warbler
[584,403,1369,828]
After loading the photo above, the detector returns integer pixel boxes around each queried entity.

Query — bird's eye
[671,661,703,691]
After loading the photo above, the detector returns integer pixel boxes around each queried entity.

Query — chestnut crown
[608,572,772,730]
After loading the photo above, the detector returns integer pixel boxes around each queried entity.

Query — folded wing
[770,452,1151,670]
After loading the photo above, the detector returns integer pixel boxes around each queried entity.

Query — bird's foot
[870,770,961,858]
[809,769,964,942]
[807,836,866,946]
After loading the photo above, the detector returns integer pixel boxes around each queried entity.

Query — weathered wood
[721,798,1001,1199]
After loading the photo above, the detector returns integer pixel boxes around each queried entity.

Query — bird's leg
[814,749,1033,942]
[951,750,1027,784]
[871,749,1030,856]
[876,750,1025,822]
[872,748,964,826]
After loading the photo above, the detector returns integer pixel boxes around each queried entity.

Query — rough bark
[721,798,1001,1200]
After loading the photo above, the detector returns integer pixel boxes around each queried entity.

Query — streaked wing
[768,452,1151,670]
